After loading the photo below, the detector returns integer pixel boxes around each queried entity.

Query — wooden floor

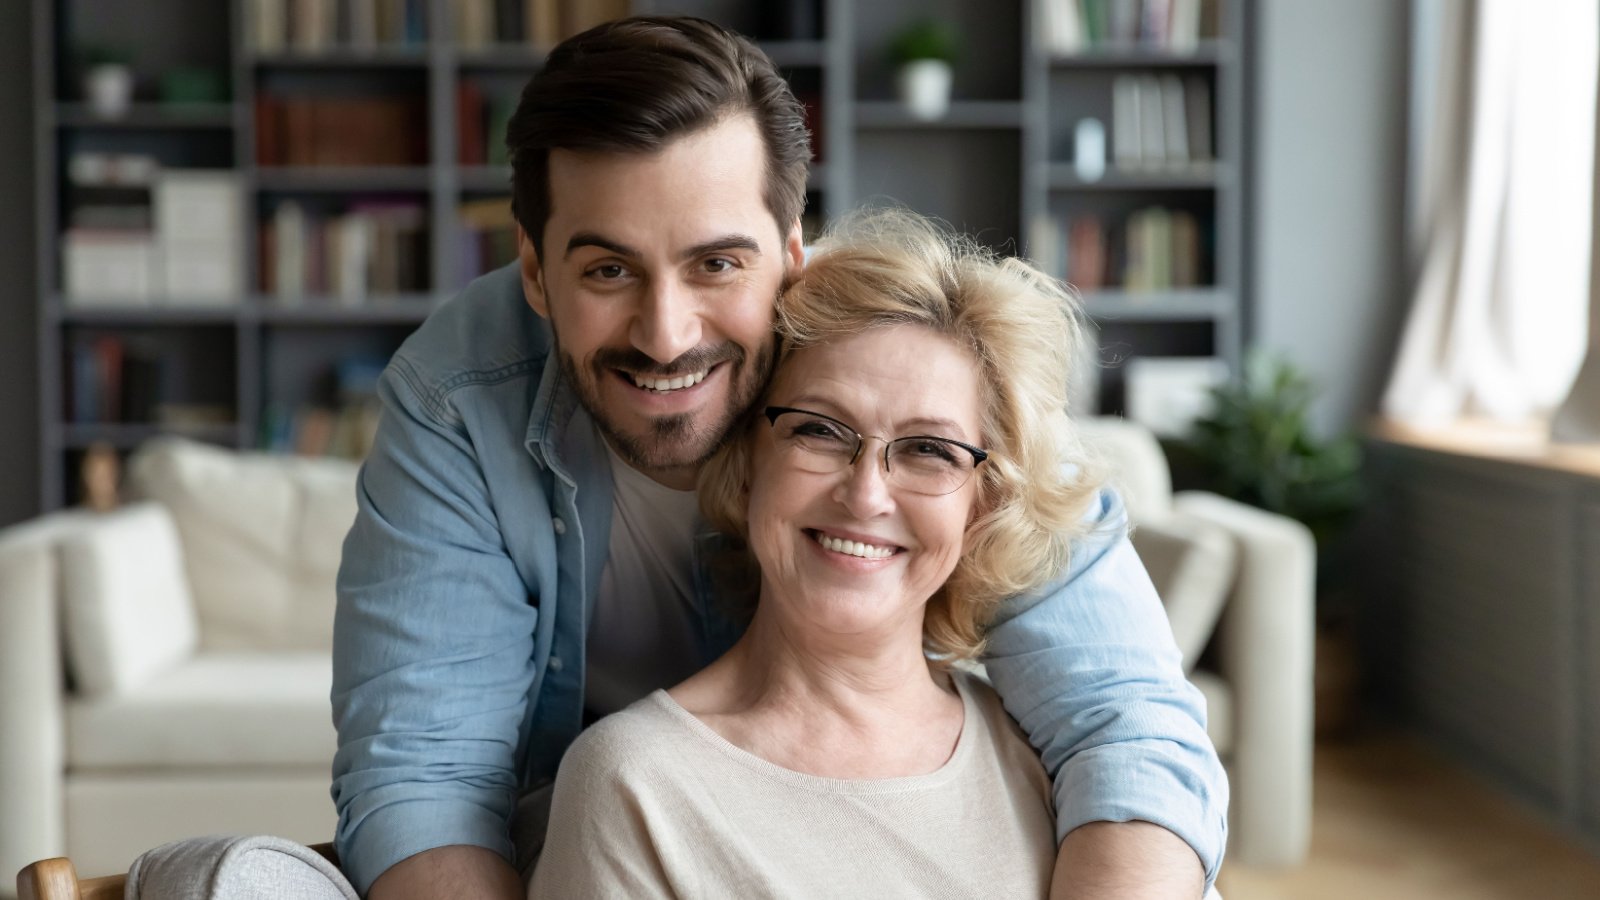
[1217,730,1600,900]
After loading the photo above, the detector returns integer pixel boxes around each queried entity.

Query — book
[250,0,288,52]
[1066,215,1107,291]
[1184,77,1213,161]
[63,230,157,303]
[1159,74,1189,165]
[1111,75,1141,171]
[528,0,562,45]
[458,81,487,165]
[1136,75,1167,169]
[1169,0,1202,52]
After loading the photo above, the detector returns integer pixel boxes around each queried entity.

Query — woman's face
[746,324,985,643]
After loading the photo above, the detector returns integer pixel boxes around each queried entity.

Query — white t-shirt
[531,672,1057,899]
[584,442,704,717]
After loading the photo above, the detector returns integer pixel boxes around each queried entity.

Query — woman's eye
[795,421,846,440]
[907,440,959,463]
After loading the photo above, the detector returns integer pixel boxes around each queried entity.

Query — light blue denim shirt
[331,264,1228,894]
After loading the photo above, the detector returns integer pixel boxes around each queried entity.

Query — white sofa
[0,439,357,889]
[1,419,1313,890]
[1077,417,1316,869]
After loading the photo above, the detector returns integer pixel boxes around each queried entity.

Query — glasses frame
[762,405,989,495]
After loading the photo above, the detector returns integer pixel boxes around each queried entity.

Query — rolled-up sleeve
[982,489,1229,887]
[331,357,540,895]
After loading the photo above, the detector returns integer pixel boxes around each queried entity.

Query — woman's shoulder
[556,692,692,786]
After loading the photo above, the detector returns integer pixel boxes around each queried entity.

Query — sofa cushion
[66,652,336,769]
[127,834,356,900]
[1128,512,1237,672]
[1075,417,1174,523]
[127,438,359,651]
[59,503,199,697]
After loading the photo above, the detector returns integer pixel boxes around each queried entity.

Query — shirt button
[548,655,563,672]
[552,517,566,535]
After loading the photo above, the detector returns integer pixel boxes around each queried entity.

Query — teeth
[631,369,708,392]
[815,532,895,560]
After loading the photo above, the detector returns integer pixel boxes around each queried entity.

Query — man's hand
[1050,821,1206,900]
[367,845,523,900]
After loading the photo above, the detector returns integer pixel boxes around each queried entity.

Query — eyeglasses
[763,406,988,497]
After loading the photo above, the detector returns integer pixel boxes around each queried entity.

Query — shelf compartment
[54,103,235,130]
[253,167,433,192]
[258,297,440,325]
[453,45,547,69]
[55,421,242,450]
[1082,289,1233,321]
[52,300,244,325]
[1048,41,1233,69]
[458,165,513,193]
[855,101,1025,130]
[760,40,826,68]
[247,50,430,69]
[1048,163,1228,191]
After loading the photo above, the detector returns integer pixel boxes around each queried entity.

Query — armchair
[1078,417,1316,868]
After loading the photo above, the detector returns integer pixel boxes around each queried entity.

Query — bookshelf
[33,0,1250,510]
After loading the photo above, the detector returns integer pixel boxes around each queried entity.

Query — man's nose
[630,277,702,364]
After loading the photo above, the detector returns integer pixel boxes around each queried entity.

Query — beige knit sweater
[529,672,1056,899]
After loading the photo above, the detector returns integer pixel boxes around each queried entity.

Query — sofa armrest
[0,520,71,881]
[1172,490,1315,868]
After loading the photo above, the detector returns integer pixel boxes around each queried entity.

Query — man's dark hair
[506,16,812,256]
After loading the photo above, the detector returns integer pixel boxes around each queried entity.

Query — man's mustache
[592,344,745,378]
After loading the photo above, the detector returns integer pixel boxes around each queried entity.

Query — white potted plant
[81,46,136,119]
[889,19,959,121]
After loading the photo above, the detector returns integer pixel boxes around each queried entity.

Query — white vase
[85,64,134,119]
[896,59,953,121]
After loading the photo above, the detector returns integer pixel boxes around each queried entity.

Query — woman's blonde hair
[699,207,1103,661]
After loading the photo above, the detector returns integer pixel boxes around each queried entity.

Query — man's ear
[783,219,805,276]
[517,224,550,318]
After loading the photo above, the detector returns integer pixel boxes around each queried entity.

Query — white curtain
[1382,0,1598,426]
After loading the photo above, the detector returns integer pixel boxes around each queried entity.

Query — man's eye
[703,258,734,274]
[593,264,625,279]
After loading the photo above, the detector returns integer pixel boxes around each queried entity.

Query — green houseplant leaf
[1182,352,1363,549]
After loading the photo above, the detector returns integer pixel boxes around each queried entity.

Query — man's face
[519,115,804,489]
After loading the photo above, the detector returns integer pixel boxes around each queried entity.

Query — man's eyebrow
[565,232,638,260]
[681,234,763,261]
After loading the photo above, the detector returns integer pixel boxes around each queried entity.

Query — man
[332,16,1226,900]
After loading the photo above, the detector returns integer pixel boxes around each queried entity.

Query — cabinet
[33,0,1251,509]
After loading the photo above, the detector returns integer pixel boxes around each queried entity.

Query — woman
[530,209,1102,898]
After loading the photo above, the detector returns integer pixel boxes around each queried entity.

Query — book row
[1039,0,1217,55]
[1032,207,1208,293]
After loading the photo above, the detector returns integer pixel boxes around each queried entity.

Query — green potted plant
[1179,352,1362,549]
[888,19,959,121]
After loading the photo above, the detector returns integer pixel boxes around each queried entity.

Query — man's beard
[557,338,776,476]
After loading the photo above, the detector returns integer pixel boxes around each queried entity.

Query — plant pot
[85,64,134,119]
[896,59,953,121]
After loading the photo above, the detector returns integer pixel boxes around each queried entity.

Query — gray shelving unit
[34,0,1250,510]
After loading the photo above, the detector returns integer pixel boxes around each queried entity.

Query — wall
[1250,0,1410,437]
[0,1,38,528]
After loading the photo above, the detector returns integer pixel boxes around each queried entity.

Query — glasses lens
[772,410,856,473]
[888,438,977,495]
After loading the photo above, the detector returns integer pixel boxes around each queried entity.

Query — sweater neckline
[645,672,981,795]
